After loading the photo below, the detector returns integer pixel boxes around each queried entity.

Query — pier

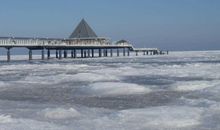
[0,19,167,62]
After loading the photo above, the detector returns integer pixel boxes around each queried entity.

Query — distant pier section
[0,19,168,62]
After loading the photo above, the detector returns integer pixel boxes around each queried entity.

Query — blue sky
[0,0,220,51]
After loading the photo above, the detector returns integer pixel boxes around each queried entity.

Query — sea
[0,51,220,130]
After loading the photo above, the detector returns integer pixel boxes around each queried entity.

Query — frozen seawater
[0,51,220,130]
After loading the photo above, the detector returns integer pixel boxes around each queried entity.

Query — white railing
[133,48,159,51]
[0,37,133,48]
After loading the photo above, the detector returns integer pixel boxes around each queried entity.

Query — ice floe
[86,82,151,96]
[41,107,80,120]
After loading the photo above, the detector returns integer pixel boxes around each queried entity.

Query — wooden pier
[0,19,168,62]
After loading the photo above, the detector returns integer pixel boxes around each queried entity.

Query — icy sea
[0,51,220,130]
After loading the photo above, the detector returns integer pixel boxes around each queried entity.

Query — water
[0,51,220,130]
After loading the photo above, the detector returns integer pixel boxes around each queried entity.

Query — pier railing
[0,37,133,48]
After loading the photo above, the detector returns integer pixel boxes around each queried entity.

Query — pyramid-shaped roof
[69,19,98,39]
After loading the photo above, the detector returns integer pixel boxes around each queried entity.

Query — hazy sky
[0,0,220,51]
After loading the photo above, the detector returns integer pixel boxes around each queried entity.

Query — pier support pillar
[41,49,45,60]
[105,49,108,57]
[47,49,50,59]
[117,48,119,57]
[99,49,102,57]
[59,50,62,59]
[110,49,113,57]
[6,48,11,62]
[127,49,130,56]
[84,50,87,58]
[29,49,32,60]
[136,51,138,56]
[71,50,74,58]
[74,49,77,58]
[92,49,94,58]
[146,51,149,55]
[81,49,83,58]
[123,48,126,56]
[64,50,67,58]
[56,50,58,58]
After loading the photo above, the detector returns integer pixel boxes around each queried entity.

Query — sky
[0,0,220,51]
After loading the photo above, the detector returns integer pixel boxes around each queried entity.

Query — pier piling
[105,49,108,57]
[123,48,126,56]
[63,50,67,58]
[47,49,50,59]
[81,49,83,58]
[84,51,86,58]
[6,48,11,62]
[99,49,102,57]
[59,50,62,59]
[74,49,77,58]
[92,49,94,58]
[127,49,130,56]
[41,49,45,60]
[29,49,32,60]
[56,50,58,58]
[71,50,74,58]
